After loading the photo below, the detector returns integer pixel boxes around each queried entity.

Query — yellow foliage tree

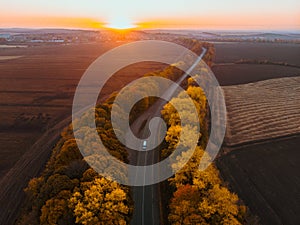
[69,177,132,225]
[169,168,244,225]
[162,79,245,224]
[40,190,73,225]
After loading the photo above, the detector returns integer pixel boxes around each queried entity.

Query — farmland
[0,39,299,225]
[213,42,300,65]
[212,42,300,85]
[213,42,300,224]
[216,135,300,225]
[0,42,166,178]
[223,76,300,146]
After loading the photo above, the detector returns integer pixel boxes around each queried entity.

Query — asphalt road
[127,48,207,225]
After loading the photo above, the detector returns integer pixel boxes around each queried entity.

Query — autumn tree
[168,184,208,225]
[40,190,74,225]
[168,150,245,224]
[169,182,243,225]
[161,85,207,160]
[69,177,133,225]
[161,77,246,224]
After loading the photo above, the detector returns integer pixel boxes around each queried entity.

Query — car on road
[142,140,147,150]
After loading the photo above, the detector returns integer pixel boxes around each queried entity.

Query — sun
[105,16,137,30]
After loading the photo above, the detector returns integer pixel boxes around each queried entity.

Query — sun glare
[106,17,136,30]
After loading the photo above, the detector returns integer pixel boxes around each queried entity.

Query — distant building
[30,40,44,43]
[49,39,65,43]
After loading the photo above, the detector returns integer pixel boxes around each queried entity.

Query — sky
[1,0,299,30]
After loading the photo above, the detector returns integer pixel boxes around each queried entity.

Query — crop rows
[222,76,300,146]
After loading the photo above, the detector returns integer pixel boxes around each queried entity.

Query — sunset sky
[1,0,299,30]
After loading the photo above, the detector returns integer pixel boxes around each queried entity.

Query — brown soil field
[217,75,300,224]
[213,42,300,65]
[0,42,167,179]
[213,64,300,86]
[213,43,300,224]
[212,42,300,85]
[222,76,300,146]
[0,130,39,176]
[216,135,300,225]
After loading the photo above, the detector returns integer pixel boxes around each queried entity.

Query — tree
[54,139,82,168]
[169,185,207,225]
[38,174,78,208]
[169,178,243,225]
[164,77,245,224]
[69,177,132,225]
[40,190,74,225]
[169,146,209,187]
[196,184,241,225]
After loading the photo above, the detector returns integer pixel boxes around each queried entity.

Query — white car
[142,140,147,150]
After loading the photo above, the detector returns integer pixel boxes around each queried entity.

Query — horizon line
[1,26,300,33]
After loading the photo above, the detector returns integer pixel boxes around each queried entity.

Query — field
[213,64,300,85]
[0,56,23,60]
[213,42,300,224]
[0,43,166,178]
[1,42,299,179]
[213,42,300,65]
[222,76,300,146]
[216,136,300,225]
[212,42,300,85]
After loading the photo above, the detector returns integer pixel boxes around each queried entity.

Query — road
[127,48,207,225]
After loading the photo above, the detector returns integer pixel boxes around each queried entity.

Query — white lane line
[142,149,147,225]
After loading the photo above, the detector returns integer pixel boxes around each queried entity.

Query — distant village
[0,30,179,45]
[0,29,299,45]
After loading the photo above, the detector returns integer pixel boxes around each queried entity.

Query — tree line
[18,95,133,225]
[160,77,247,224]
